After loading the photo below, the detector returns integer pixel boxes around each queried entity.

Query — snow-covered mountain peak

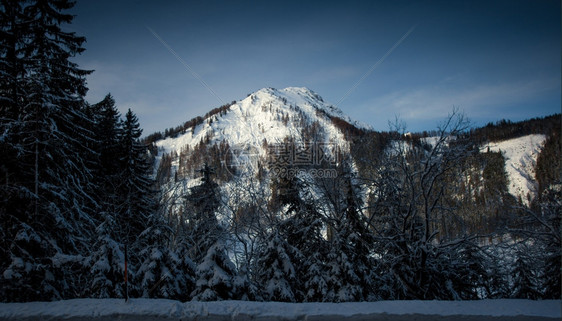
[243,87,371,130]
[156,87,365,157]
[153,87,367,182]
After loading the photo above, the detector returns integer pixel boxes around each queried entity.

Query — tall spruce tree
[255,229,300,302]
[278,176,327,302]
[84,96,130,299]
[90,94,122,184]
[191,238,237,301]
[117,109,157,298]
[0,0,95,301]
[185,164,238,301]
[136,212,194,301]
[184,163,221,263]
[0,0,28,288]
[87,219,126,299]
[324,173,377,302]
[119,109,155,244]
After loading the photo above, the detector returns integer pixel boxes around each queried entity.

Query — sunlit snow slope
[152,87,547,206]
[156,87,365,162]
[481,134,546,205]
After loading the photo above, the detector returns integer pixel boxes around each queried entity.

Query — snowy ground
[0,299,559,321]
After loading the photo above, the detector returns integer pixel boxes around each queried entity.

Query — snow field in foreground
[0,299,559,320]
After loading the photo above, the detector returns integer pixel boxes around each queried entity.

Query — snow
[152,86,358,231]
[421,136,441,147]
[155,87,352,163]
[0,299,559,320]
[481,134,546,204]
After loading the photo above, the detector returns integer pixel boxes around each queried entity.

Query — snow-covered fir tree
[302,251,329,302]
[83,95,127,298]
[315,168,378,302]
[255,230,301,302]
[88,94,123,191]
[184,164,239,301]
[87,221,126,299]
[184,163,221,263]
[135,219,193,301]
[282,208,328,303]
[511,252,541,299]
[191,238,237,301]
[0,0,95,301]
[119,109,156,245]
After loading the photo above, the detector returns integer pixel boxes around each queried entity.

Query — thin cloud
[365,77,559,122]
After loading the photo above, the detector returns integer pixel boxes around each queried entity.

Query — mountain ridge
[147,87,559,207]
[145,86,559,301]
[154,86,365,151]
[152,87,358,181]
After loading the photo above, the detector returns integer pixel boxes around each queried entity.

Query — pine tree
[116,109,160,297]
[283,208,328,302]
[302,251,329,302]
[0,0,96,301]
[87,220,126,299]
[90,94,122,183]
[321,171,377,302]
[191,238,237,301]
[511,252,541,299]
[82,95,128,298]
[135,217,194,301]
[119,109,156,247]
[173,237,197,300]
[232,264,260,301]
[184,163,221,263]
[255,230,300,302]
[267,163,332,302]
[182,164,238,301]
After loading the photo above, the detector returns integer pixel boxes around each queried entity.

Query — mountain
[147,86,559,244]
[144,88,560,301]
[152,87,366,185]
[149,87,552,209]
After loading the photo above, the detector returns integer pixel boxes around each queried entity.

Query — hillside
[149,87,553,210]
[482,134,546,205]
[152,87,364,180]
[142,88,561,300]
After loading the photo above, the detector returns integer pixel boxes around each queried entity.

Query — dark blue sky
[70,0,560,134]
